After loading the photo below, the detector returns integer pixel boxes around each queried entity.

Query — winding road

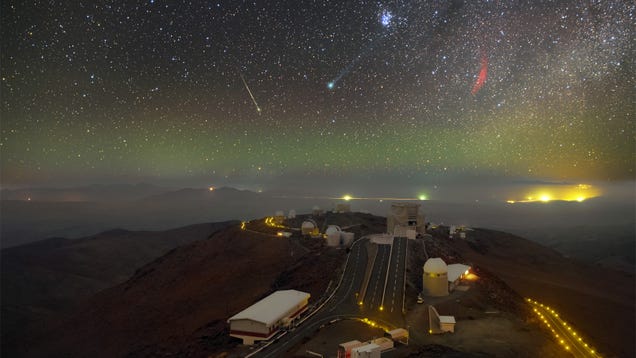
[251,235,409,357]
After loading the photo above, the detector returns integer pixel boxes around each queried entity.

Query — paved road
[363,244,391,310]
[361,236,408,325]
[383,237,407,317]
[253,236,409,357]
[253,239,369,357]
[530,300,600,358]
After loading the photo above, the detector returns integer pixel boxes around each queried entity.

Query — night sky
[1,1,633,188]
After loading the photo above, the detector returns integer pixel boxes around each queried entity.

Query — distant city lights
[505,183,600,204]
[208,186,215,191]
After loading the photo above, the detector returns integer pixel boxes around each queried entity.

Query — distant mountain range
[0,183,169,202]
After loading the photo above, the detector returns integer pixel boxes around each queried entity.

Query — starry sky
[1,0,634,189]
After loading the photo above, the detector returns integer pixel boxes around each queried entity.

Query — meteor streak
[240,73,262,114]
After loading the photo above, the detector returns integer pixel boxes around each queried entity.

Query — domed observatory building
[422,258,448,297]
[301,219,320,238]
[325,225,342,247]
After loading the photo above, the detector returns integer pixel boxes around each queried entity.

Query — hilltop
[2,212,633,357]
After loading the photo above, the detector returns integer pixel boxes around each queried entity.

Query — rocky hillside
[1,221,236,356]
[4,213,633,358]
[420,226,635,358]
[8,218,352,357]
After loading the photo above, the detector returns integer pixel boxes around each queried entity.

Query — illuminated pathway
[527,298,602,358]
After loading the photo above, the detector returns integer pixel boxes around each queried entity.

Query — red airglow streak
[471,53,488,95]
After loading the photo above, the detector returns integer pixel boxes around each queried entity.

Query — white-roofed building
[447,263,471,291]
[351,343,381,358]
[386,328,409,344]
[428,305,456,334]
[439,315,456,332]
[227,290,310,345]
[338,340,363,358]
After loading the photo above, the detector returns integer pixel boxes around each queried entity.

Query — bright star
[327,82,334,90]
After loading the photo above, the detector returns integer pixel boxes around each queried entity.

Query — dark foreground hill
[1,221,236,353]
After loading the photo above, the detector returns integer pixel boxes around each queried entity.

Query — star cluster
[1,0,633,187]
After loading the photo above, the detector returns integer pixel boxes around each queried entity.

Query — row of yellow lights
[526,298,601,357]
[263,216,286,229]
[358,318,388,332]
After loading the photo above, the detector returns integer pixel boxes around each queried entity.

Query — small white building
[227,290,310,345]
[371,337,394,351]
[351,343,380,358]
[439,315,456,333]
[338,340,363,358]
[447,263,471,291]
[428,305,456,334]
[325,225,342,247]
[341,231,355,246]
[386,328,409,344]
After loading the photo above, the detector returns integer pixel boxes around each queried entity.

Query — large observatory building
[387,203,426,236]
[227,290,310,345]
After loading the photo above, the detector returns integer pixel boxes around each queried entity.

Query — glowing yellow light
[342,195,352,201]
[576,196,585,202]
[208,186,215,191]
[379,306,384,311]
[429,329,433,334]
[419,194,427,200]
[358,301,363,306]
[240,221,246,230]
[506,200,515,204]
[539,194,551,202]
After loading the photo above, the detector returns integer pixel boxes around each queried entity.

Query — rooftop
[447,263,471,282]
[424,257,448,274]
[227,289,310,327]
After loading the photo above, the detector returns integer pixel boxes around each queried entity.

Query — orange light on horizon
[507,183,600,204]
